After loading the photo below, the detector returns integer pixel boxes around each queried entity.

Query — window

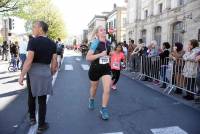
[172,21,184,45]
[106,23,109,33]
[145,10,148,19]
[141,29,147,44]
[123,18,126,27]
[158,3,163,13]
[109,21,113,29]
[114,19,116,29]
[179,0,184,6]
[154,26,162,46]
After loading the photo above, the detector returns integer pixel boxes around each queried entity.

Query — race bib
[99,56,109,64]
[112,62,120,69]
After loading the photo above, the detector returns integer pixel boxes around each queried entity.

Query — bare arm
[51,54,58,75]
[86,50,106,61]
[21,51,34,77]
[18,51,34,85]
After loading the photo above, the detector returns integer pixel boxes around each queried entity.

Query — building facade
[88,15,106,41]
[106,6,127,42]
[126,0,200,46]
[82,29,88,42]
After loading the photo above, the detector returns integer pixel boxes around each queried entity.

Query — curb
[121,71,200,112]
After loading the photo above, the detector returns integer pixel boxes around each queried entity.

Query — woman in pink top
[110,43,125,90]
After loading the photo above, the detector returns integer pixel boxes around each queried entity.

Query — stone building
[126,0,200,47]
[87,15,106,41]
[106,6,127,42]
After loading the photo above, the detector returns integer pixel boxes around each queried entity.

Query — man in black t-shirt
[19,21,57,133]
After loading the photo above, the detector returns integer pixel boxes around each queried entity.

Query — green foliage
[0,0,18,13]
[14,0,67,40]
[0,36,3,44]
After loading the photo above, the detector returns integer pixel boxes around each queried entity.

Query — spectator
[123,40,128,50]
[182,39,200,100]
[134,39,148,81]
[195,50,200,97]
[159,42,171,88]
[132,39,146,56]
[18,21,57,133]
[10,41,19,68]
[0,44,2,56]
[148,40,160,83]
[19,37,28,70]
[170,42,185,94]
[2,41,9,61]
[128,40,137,71]
[147,40,159,57]
[122,42,128,59]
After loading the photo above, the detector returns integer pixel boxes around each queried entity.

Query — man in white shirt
[19,37,28,70]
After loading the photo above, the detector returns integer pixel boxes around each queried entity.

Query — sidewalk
[121,70,200,111]
[0,58,28,134]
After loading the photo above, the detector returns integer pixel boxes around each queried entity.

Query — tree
[0,0,18,13]
[0,0,30,13]
[14,0,67,40]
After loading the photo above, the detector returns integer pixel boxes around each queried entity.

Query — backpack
[56,44,63,54]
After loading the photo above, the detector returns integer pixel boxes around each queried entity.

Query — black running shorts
[88,63,111,81]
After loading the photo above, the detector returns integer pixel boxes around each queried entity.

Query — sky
[53,0,126,36]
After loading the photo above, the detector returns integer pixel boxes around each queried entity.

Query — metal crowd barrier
[129,55,199,95]
[128,54,141,73]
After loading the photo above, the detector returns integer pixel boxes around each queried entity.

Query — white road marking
[103,132,123,134]
[65,65,73,70]
[27,71,59,134]
[81,64,90,70]
[151,126,188,134]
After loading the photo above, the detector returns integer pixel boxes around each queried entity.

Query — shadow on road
[0,71,8,75]
[0,89,26,98]
[0,74,20,80]
[0,87,28,134]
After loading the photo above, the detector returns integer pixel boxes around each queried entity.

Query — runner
[56,38,64,70]
[86,25,111,120]
[110,43,126,90]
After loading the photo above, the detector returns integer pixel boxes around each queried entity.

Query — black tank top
[92,41,111,65]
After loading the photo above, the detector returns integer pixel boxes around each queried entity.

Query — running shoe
[100,107,109,120]
[111,85,117,90]
[88,98,95,110]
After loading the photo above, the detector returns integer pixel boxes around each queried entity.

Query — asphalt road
[0,50,200,134]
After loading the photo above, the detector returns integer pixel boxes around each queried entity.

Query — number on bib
[99,56,109,64]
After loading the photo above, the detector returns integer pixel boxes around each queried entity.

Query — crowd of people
[0,20,198,133]
[126,38,200,101]
[0,39,29,70]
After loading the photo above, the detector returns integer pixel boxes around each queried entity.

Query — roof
[106,7,127,18]
[88,15,106,26]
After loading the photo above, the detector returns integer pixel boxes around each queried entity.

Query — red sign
[108,28,114,34]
